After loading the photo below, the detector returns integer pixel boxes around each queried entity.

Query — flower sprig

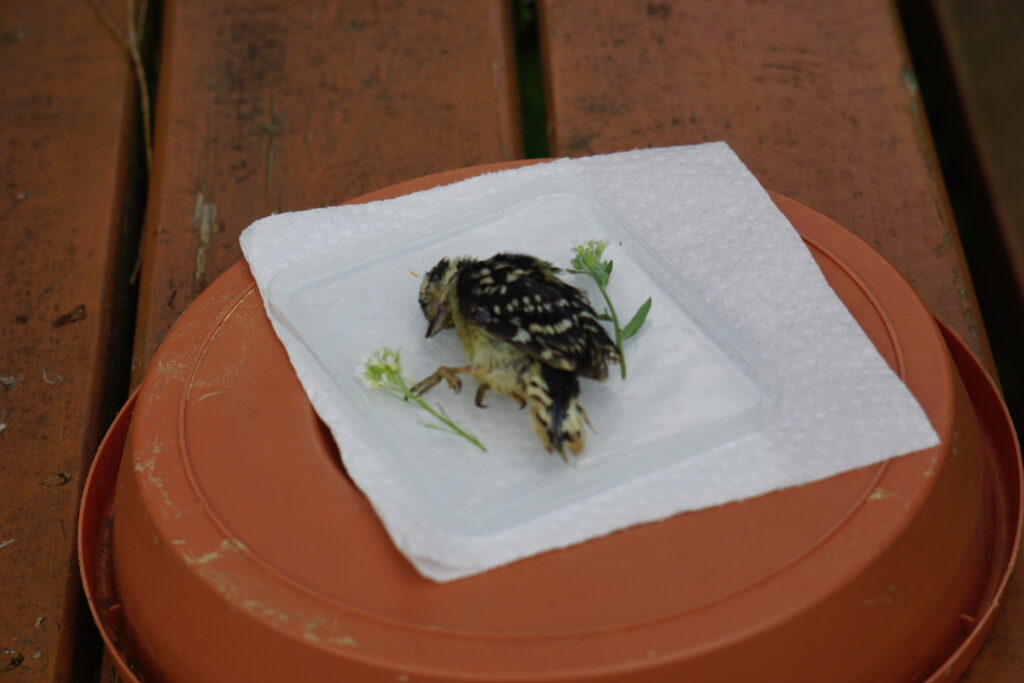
[568,240,652,379]
[358,347,487,452]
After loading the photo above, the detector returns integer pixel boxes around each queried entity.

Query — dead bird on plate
[414,253,619,458]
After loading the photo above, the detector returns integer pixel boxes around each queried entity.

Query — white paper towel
[240,143,940,582]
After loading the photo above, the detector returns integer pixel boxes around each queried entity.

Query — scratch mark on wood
[0,538,16,549]
[1,374,24,390]
[266,94,278,194]
[42,369,64,385]
[52,304,86,327]
[263,94,280,199]
[3,648,24,671]
[763,62,809,74]
[42,472,72,487]
[900,65,920,118]
[932,231,951,255]
[266,140,275,196]
[193,192,218,294]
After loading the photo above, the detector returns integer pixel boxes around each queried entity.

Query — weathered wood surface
[907,0,1024,434]
[131,0,523,383]
[0,0,137,679]
[927,1,1024,677]
[933,0,1024,297]
[538,0,993,370]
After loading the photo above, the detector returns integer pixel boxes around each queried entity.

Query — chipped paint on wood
[193,192,218,294]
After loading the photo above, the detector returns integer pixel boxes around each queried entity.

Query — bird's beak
[425,303,449,338]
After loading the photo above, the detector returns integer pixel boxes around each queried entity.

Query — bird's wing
[455,254,617,379]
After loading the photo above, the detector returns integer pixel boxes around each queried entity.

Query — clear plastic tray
[267,175,778,536]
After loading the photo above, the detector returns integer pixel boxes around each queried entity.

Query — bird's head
[418,256,465,338]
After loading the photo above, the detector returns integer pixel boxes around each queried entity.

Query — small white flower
[355,344,486,451]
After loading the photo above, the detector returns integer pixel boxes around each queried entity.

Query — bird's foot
[475,383,490,408]
[412,365,468,396]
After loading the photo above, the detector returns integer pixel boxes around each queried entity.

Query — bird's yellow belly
[475,361,522,396]
[455,321,527,397]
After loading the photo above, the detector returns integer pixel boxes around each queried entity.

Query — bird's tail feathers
[525,363,588,460]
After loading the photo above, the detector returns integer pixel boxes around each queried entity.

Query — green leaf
[621,298,652,340]
[566,268,584,275]
[605,259,613,275]
[594,312,612,322]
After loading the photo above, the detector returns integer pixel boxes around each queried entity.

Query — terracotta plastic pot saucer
[79,163,1022,682]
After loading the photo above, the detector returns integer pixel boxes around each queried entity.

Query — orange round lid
[80,165,1022,683]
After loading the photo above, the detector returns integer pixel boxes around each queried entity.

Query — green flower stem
[596,283,627,379]
[396,377,487,452]
[570,239,651,380]
[360,347,486,452]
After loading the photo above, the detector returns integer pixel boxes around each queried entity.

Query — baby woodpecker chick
[415,253,619,458]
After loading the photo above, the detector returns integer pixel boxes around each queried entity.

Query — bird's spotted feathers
[455,253,618,380]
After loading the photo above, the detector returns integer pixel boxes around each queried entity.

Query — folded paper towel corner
[239,142,940,582]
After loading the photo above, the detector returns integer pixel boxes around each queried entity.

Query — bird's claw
[412,365,468,397]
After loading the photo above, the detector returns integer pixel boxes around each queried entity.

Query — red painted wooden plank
[131,0,523,382]
[538,0,993,371]
[910,0,1024,426]
[0,1,137,679]
[934,0,1024,297]
[927,2,1024,677]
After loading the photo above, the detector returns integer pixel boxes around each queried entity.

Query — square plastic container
[267,175,777,535]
